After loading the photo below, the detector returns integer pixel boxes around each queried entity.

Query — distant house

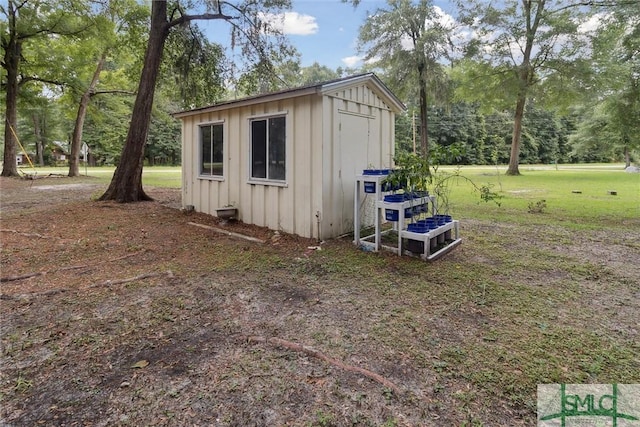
[174,73,405,240]
[51,141,69,162]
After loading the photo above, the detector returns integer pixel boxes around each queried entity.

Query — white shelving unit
[400,220,461,260]
[354,173,461,261]
[354,173,390,251]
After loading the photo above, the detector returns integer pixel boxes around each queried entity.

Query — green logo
[538,384,640,427]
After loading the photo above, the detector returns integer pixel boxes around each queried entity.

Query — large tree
[1,0,85,177]
[357,0,452,158]
[67,0,148,177]
[456,0,590,175]
[98,0,291,202]
[589,0,639,166]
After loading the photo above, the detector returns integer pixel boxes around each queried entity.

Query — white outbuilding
[174,73,405,240]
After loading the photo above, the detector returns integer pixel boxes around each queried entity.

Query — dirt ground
[1,176,638,426]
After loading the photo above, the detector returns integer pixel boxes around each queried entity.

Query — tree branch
[18,75,67,88]
[248,336,403,395]
[90,271,172,288]
[548,0,636,13]
[0,250,146,283]
[17,14,93,41]
[91,89,135,97]
[169,12,234,29]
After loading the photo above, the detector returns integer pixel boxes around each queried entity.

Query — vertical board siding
[181,119,192,207]
[236,107,251,225]
[182,79,398,240]
[183,96,320,238]
[321,96,335,239]
[321,83,396,238]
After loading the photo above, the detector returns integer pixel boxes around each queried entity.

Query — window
[200,123,223,177]
[250,116,286,181]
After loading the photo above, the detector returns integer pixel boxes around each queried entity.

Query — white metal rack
[353,173,461,261]
[400,220,461,260]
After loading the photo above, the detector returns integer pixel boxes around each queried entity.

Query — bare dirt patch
[1,176,638,426]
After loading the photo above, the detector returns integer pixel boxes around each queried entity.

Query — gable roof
[173,73,405,118]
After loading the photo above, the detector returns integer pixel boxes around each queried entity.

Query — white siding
[182,94,325,239]
[181,78,397,240]
[320,83,396,238]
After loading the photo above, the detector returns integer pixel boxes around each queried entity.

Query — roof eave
[172,73,406,118]
[319,73,406,114]
[172,87,319,118]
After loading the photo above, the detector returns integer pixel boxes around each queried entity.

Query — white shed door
[336,112,371,235]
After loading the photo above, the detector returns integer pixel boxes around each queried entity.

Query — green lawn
[21,163,638,226]
[435,164,639,229]
[18,165,183,188]
[5,162,638,424]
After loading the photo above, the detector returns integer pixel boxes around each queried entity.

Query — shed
[174,73,405,240]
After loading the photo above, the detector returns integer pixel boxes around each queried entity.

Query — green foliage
[453,0,593,173]
[161,24,226,109]
[444,165,638,227]
[428,103,488,164]
[387,152,502,215]
[146,107,181,166]
[395,102,571,166]
[527,199,547,214]
[358,0,454,155]
[572,2,640,163]
[5,0,640,179]
[568,104,622,163]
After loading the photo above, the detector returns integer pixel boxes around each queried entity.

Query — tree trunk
[506,0,542,176]
[69,52,107,177]
[624,146,630,168]
[32,113,45,166]
[417,61,429,159]
[1,1,20,177]
[506,94,526,175]
[98,2,169,202]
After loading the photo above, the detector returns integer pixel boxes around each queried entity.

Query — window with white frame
[200,123,223,177]
[250,116,286,181]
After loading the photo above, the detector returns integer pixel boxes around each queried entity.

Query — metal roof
[172,73,406,118]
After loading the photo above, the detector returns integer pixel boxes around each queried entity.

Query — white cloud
[578,12,607,34]
[364,55,380,65]
[398,6,459,52]
[433,6,456,29]
[258,11,319,36]
[400,34,414,51]
[341,55,363,67]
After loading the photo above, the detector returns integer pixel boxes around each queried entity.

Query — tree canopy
[2,0,637,190]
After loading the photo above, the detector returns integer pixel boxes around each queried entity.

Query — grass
[17,165,182,188]
[433,164,639,228]
[8,162,638,424]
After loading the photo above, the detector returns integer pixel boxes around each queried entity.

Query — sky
[200,0,454,71]
[269,0,389,69]
[259,0,458,69]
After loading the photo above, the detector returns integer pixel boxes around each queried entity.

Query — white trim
[198,122,225,178]
[197,119,225,126]
[174,74,405,119]
[337,109,375,119]
[247,113,288,183]
[320,75,405,113]
[246,179,289,188]
[246,110,288,120]
[198,175,225,182]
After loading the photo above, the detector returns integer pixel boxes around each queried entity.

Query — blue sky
[260,0,457,69]
[198,0,446,70]
[200,0,454,71]
[280,0,388,69]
